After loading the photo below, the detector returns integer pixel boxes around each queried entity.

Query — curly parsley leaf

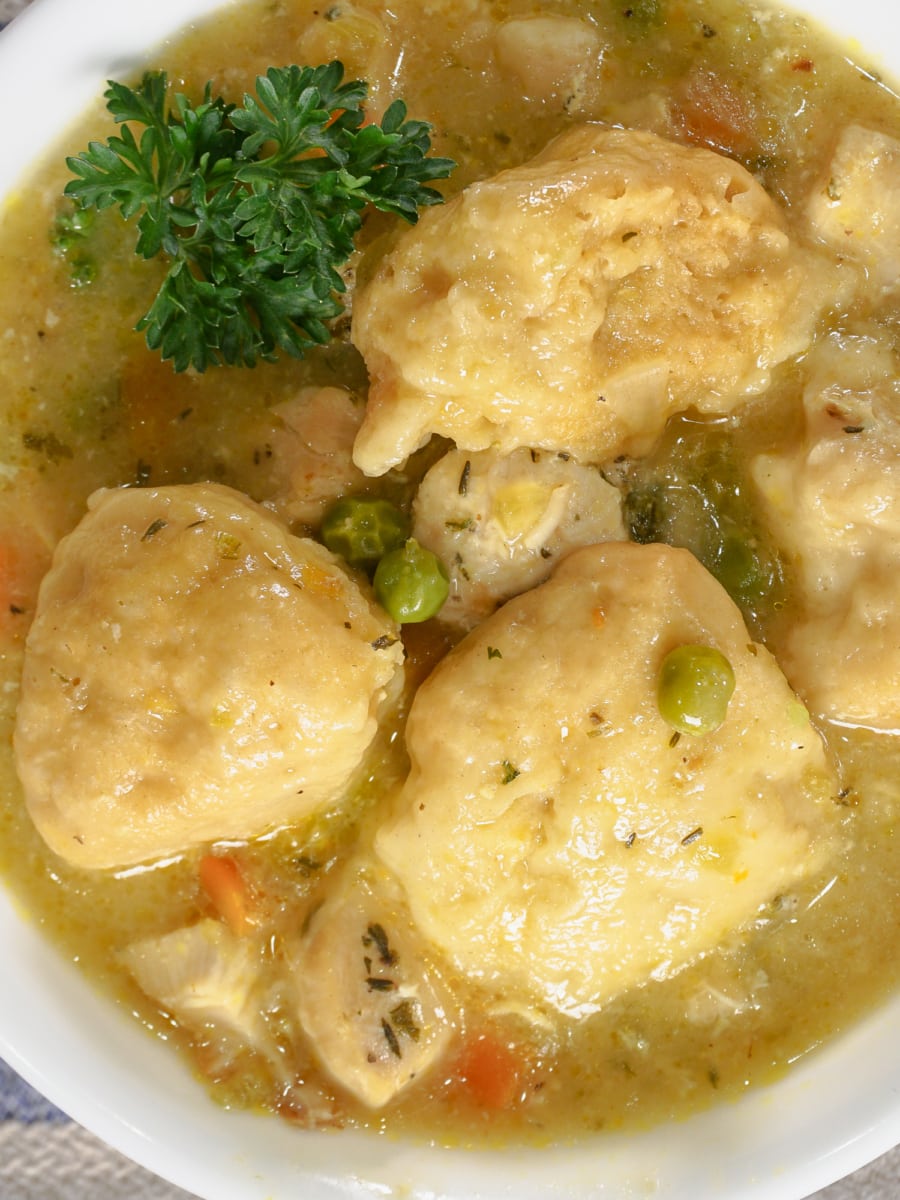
[64,63,455,372]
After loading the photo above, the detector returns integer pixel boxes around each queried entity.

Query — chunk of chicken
[413,446,625,629]
[14,482,404,868]
[262,386,368,530]
[290,861,453,1108]
[752,332,900,728]
[494,17,602,109]
[351,124,842,475]
[376,542,839,1018]
[121,919,267,1049]
[806,125,900,296]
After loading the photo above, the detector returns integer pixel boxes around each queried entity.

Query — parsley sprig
[64,63,455,371]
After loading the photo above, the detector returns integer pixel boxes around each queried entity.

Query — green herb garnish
[65,63,455,371]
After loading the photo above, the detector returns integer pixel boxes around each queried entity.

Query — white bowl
[2,1,900,1198]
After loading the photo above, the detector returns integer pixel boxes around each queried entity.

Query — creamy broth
[1,0,900,1145]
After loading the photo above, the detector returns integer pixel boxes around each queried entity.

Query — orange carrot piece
[0,528,52,639]
[675,68,757,158]
[198,854,255,936]
[454,1033,523,1111]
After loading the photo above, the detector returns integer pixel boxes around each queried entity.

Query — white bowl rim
[2,0,900,1197]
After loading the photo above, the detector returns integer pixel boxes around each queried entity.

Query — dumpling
[412,446,625,629]
[14,482,404,869]
[376,542,839,1018]
[351,124,841,476]
[805,125,900,297]
[752,332,900,728]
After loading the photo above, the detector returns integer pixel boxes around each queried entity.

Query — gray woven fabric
[0,0,25,22]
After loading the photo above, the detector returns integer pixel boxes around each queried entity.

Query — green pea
[709,530,785,624]
[374,538,449,624]
[320,497,409,571]
[657,644,735,736]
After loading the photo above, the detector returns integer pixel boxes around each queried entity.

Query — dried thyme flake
[389,999,421,1042]
[371,634,399,651]
[22,430,73,463]
[366,976,395,992]
[381,1018,402,1058]
[487,646,503,660]
[681,826,703,846]
[445,516,474,532]
[363,922,397,966]
[141,518,168,542]
[458,459,472,495]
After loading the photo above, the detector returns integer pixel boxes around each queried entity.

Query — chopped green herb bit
[487,646,503,660]
[621,0,663,30]
[389,999,421,1042]
[501,760,521,785]
[22,431,74,462]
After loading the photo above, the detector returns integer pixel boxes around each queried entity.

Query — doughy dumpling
[752,333,900,728]
[352,124,839,475]
[376,542,839,1018]
[14,482,404,869]
[806,125,900,297]
[412,446,625,629]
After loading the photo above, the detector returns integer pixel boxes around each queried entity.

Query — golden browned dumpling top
[377,542,840,1018]
[14,482,404,869]
[351,124,843,476]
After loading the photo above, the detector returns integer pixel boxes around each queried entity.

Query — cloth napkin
[0,0,899,1197]
[0,1058,196,1199]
